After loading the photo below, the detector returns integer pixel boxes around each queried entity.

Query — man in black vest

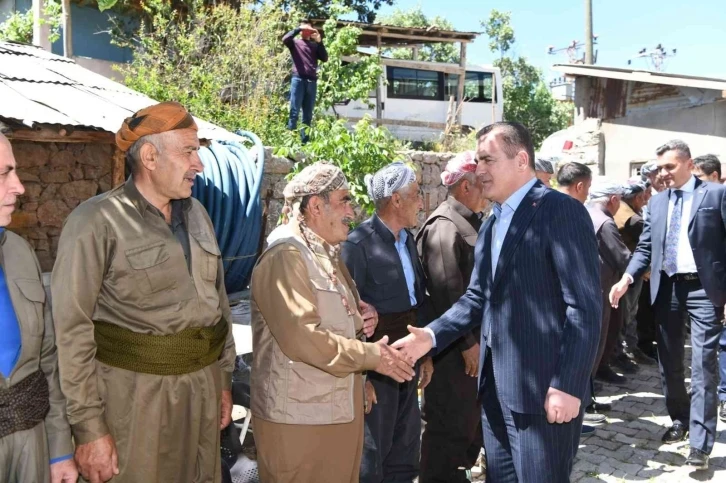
[416,152,488,483]
[342,162,430,483]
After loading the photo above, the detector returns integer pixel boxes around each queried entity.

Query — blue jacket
[428,181,602,414]
[626,178,726,307]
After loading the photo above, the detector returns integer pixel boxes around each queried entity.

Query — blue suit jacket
[428,181,602,414]
[626,178,726,308]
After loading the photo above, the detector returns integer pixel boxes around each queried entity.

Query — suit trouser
[480,355,583,483]
[637,280,657,350]
[719,325,726,402]
[654,276,723,454]
[360,370,421,483]
[0,422,49,483]
[620,277,644,349]
[420,344,483,483]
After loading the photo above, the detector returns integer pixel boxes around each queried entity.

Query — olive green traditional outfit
[52,102,236,483]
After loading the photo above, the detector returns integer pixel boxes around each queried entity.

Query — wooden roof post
[455,42,467,125]
[112,146,126,188]
[376,32,383,126]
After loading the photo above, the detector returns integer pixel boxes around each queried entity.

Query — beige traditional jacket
[250,224,381,425]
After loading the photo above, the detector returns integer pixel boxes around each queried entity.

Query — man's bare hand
[220,389,232,429]
[75,434,119,483]
[50,458,78,483]
[359,300,378,338]
[642,271,651,282]
[373,335,415,383]
[609,276,631,308]
[364,379,377,414]
[310,30,321,42]
[462,343,480,377]
[418,356,434,389]
[391,325,434,365]
[544,387,581,424]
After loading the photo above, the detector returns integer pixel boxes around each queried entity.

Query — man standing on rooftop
[283,19,329,143]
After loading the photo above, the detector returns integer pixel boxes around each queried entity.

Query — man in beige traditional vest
[0,133,77,482]
[52,102,236,483]
[250,163,415,483]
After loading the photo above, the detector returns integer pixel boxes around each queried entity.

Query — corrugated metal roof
[0,40,243,142]
[553,63,726,91]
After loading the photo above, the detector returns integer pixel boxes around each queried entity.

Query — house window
[630,162,646,177]
[444,72,494,103]
[387,68,441,100]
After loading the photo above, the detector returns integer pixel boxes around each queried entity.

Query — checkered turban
[365,162,417,201]
[441,151,477,186]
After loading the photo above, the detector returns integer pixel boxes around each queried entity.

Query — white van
[333,57,504,142]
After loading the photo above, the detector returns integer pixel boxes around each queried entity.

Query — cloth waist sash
[94,318,229,376]
[370,309,417,343]
[0,370,49,439]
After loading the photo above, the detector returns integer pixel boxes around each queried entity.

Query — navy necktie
[663,190,683,277]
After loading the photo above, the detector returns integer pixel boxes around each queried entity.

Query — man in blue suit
[393,122,602,482]
[610,140,726,470]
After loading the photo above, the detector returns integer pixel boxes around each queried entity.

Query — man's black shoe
[719,401,726,423]
[581,424,595,435]
[638,343,658,361]
[612,353,639,374]
[630,346,657,365]
[661,422,688,444]
[596,366,627,384]
[685,448,708,470]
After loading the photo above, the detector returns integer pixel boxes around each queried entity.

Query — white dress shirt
[667,175,697,274]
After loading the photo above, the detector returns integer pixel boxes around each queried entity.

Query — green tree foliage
[118,0,292,144]
[377,6,459,63]
[272,0,393,23]
[119,0,401,214]
[482,10,571,147]
[0,10,33,43]
[277,8,404,214]
[0,1,64,45]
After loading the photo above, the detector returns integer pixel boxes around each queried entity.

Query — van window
[445,72,494,103]
[387,67,440,100]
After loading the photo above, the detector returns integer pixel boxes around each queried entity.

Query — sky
[366,0,726,81]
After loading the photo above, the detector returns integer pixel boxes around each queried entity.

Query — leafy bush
[277,115,404,214]
[117,0,292,145]
[118,0,402,213]
[0,10,33,43]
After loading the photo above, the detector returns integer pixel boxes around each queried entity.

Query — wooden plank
[456,43,467,124]
[4,127,115,144]
[376,33,383,125]
[345,116,451,130]
[112,146,126,188]
[342,56,467,75]
[360,31,474,44]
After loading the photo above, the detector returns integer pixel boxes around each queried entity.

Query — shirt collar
[373,214,400,243]
[673,175,697,194]
[498,177,538,213]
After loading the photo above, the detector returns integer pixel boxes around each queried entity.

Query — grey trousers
[621,277,644,349]
[0,422,50,483]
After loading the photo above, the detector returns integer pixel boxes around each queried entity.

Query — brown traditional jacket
[0,230,73,460]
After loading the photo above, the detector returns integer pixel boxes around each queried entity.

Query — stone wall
[9,140,114,271]
[7,141,454,271]
[258,148,456,241]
